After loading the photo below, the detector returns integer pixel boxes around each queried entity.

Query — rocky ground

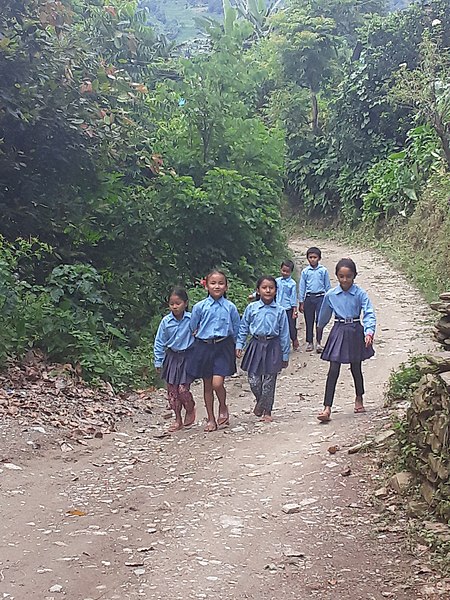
[1,238,449,600]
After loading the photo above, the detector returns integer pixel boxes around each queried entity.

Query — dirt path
[1,238,447,600]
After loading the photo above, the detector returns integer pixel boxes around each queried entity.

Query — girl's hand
[365,334,374,348]
[236,349,243,359]
[292,308,298,319]
[282,360,289,369]
[299,302,304,313]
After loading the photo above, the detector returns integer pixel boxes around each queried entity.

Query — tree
[391,31,450,169]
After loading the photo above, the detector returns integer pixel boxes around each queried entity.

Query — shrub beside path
[1,238,449,599]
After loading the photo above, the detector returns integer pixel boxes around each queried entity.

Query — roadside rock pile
[404,356,450,520]
[430,291,450,350]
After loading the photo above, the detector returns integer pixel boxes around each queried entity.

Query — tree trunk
[310,90,321,135]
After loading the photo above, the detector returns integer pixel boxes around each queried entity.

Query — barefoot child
[298,246,331,353]
[276,260,299,350]
[316,258,376,422]
[236,276,290,422]
[154,288,196,432]
[188,270,240,432]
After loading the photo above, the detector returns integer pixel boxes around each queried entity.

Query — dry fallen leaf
[67,509,87,517]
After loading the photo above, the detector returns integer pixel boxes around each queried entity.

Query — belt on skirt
[252,335,278,341]
[334,317,360,324]
[197,336,228,344]
[167,347,189,354]
[306,292,325,297]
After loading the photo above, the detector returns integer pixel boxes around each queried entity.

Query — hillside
[140,1,413,44]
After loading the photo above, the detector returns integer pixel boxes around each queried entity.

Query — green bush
[386,356,425,403]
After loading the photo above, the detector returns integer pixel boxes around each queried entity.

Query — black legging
[324,361,364,407]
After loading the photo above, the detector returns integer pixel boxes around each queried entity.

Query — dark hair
[335,258,357,277]
[205,269,228,298]
[169,287,189,306]
[306,246,322,259]
[206,269,228,285]
[281,259,294,272]
[256,275,277,291]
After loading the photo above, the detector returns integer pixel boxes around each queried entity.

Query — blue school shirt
[190,296,240,341]
[236,300,290,361]
[275,276,298,309]
[317,284,376,336]
[153,312,194,368]
[299,264,331,302]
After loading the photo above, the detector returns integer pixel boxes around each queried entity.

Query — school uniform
[275,275,298,343]
[317,284,376,407]
[299,264,331,344]
[236,300,290,413]
[154,312,195,413]
[187,295,240,379]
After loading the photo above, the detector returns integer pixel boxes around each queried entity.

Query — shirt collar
[206,295,225,306]
[167,311,189,323]
[336,284,356,295]
[307,264,321,271]
[257,299,276,308]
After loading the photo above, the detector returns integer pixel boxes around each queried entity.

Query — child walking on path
[299,247,331,353]
[276,260,299,350]
[188,270,240,432]
[236,276,290,422]
[154,288,196,433]
[316,258,376,422]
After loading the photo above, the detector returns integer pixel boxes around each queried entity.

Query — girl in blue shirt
[188,270,240,432]
[316,258,376,422]
[236,276,290,423]
[154,288,196,433]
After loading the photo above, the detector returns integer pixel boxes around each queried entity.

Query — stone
[420,481,436,505]
[388,471,412,494]
[406,500,428,517]
[281,503,301,514]
[374,486,388,498]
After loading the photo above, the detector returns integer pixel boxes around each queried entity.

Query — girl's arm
[317,293,333,329]
[230,304,241,342]
[190,302,201,334]
[361,291,376,336]
[236,306,251,355]
[279,309,291,361]
[153,320,167,368]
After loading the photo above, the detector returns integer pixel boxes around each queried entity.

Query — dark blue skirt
[187,336,236,379]
[321,321,374,364]
[241,337,283,375]
[161,348,193,385]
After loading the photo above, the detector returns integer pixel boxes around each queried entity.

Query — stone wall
[404,358,450,521]
[431,292,450,351]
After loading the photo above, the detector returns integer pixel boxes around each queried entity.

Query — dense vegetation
[1,0,449,387]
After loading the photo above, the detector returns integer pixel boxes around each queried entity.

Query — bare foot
[260,414,273,423]
[253,403,264,417]
[183,408,196,427]
[317,407,331,422]
[217,407,229,426]
[204,420,218,432]
[168,421,183,432]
